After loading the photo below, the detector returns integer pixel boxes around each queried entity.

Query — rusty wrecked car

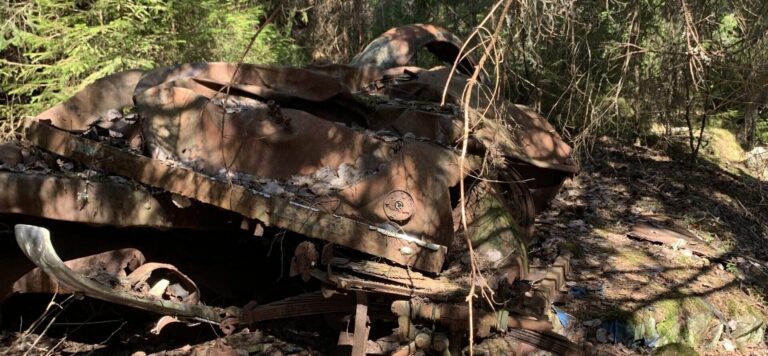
[0,25,579,354]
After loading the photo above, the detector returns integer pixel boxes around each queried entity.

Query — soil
[542,136,768,355]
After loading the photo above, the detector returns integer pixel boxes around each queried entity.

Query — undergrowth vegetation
[0,0,303,123]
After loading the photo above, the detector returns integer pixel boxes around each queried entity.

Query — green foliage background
[1,0,304,121]
[2,0,767,150]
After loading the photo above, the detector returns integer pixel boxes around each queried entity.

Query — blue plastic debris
[551,305,573,328]
[609,320,632,345]
[568,285,605,298]
[597,319,636,346]
[569,286,588,298]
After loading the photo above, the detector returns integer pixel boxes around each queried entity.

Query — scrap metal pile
[0,25,581,355]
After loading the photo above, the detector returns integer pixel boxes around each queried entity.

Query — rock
[568,219,589,232]
[460,252,471,265]
[633,314,660,347]
[630,297,723,350]
[722,339,735,352]
[731,314,765,347]
[583,319,602,327]
[724,298,766,348]
[596,328,608,343]
[568,219,585,228]
[745,146,767,169]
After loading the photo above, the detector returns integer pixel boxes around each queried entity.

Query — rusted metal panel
[477,330,585,356]
[350,24,476,76]
[323,258,466,299]
[628,216,718,257]
[26,122,447,273]
[135,74,460,246]
[0,143,23,166]
[390,299,553,336]
[136,78,387,178]
[367,65,577,210]
[351,292,370,356]
[304,64,422,92]
[28,62,576,239]
[337,332,398,354]
[0,171,241,230]
[35,70,145,132]
[134,63,345,102]
[379,66,579,174]
[125,262,201,304]
[12,248,145,296]
[238,292,353,324]
[14,225,227,323]
[457,178,532,273]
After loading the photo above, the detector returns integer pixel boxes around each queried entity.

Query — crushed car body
[0,24,582,355]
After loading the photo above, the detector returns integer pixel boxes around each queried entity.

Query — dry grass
[0,110,24,142]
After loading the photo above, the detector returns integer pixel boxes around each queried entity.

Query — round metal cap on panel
[383,190,414,223]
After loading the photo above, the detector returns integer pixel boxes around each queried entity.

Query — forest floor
[541,136,768,355]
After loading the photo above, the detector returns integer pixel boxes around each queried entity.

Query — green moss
[466,185,527,270]
[653,343,699,356]
[724,295,760,318]
[697,231,715,244]
[675,254,697,265]
[654,300,683,346]
[722,295,766,348]
[632,297,721,350]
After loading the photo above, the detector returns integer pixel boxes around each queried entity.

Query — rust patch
[26,122,447,273]
[628,216,718,257]
[14,225,227,323]
[126,262,200,304]
[350,24,476,76]
[289,241,318,282]
[35,70,144,132]
[13,248,145,295]
[383,190,415,223]
[0,171,241,230]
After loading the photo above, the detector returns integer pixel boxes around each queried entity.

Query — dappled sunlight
[537,136,768,353]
